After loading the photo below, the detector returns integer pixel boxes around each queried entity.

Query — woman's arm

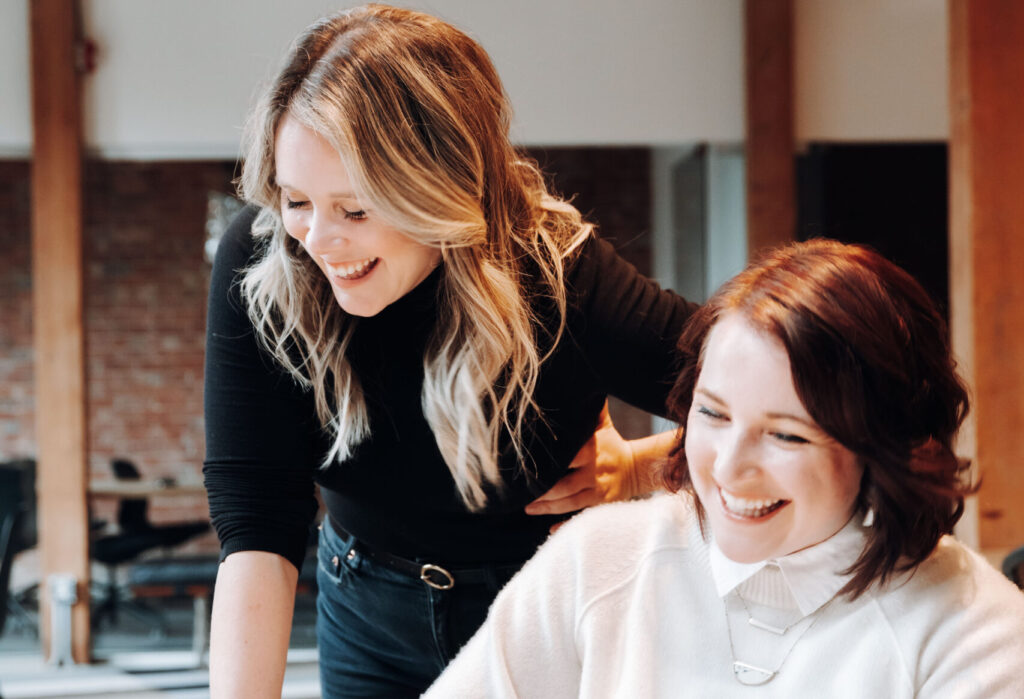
[526,236,693,519]
[209,551,299,698]
[203,208,319,694]
[910,544,1024,698]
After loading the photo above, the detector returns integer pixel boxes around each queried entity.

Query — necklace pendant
[733,661,777,686]
[748,617,788,635]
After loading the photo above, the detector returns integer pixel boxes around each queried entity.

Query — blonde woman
[203,5,694,697]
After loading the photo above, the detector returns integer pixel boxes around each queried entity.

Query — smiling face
[273,114,442,317]
[684,312,863,563]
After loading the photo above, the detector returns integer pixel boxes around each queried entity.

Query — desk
[88,480,206,498]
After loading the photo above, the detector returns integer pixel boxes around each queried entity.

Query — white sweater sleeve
[907,543,1024,698]
[424,520,587,698]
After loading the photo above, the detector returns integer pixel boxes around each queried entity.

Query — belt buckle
[420,563,455,590]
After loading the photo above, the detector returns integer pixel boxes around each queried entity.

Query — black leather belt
[326,516,518,591]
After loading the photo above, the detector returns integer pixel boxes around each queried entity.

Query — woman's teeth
[720,489,787,518]
[327,257,378,280]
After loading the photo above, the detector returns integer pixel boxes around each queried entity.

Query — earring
[862,507,875,528]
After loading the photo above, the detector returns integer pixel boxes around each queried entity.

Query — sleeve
[913,549,1024,699]
[568,236,698,418]
[202,205,321,572]
[423,523,586,698]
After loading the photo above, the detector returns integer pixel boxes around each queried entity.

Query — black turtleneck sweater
[203,206,696,571]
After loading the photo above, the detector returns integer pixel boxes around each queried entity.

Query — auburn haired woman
[427,239,1024,698]
[203,4,692,696]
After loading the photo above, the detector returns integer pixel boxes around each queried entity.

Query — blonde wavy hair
[238,4,592,509]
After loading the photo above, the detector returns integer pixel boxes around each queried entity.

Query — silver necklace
[723,590,834,686]
[735,589,801,635]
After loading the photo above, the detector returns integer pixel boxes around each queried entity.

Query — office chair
[90,458,210,631]
[1004,546,1024,590]
[0,459,37,638]
[0,466,25,638]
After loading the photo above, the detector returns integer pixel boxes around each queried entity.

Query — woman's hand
[525,402,679,530]
[524,401,643,522]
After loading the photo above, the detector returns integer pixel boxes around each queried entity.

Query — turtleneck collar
[356,261,443,328]
[708,513,868,616]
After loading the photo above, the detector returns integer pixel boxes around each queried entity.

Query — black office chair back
[0,511,23,637]
[111,459,140,481]
[0,460,35,554]
[0,467,20,527]
[0,465,26,637]
[118,500,149,532]
[1004,546,1024,589]
[111,458,149,531]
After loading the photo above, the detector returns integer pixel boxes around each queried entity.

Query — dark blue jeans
[316,516,521,697]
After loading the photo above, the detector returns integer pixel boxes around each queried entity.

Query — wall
[795,0,949,142]
[83,162,236,521]
[0,0,743,157]
[1,160,232,528]
[0,163,33,457]
[0,2,30,155]
[1,1,952,157]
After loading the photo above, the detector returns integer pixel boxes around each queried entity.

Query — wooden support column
[949,0,1024,552]
[30,0,91,660]
[745,0,795,257]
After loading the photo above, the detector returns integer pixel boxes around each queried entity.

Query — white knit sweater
[425,493,1024,698]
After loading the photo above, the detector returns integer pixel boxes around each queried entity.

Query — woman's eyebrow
[275,181,358,199]
[765,411,817,429]
[694,387,724,404]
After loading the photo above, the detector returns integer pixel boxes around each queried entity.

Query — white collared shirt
[708,514,867,616]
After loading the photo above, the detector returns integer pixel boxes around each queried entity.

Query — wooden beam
[745,0,795,257]
[949,0,1024,551]
[30,0,91,660]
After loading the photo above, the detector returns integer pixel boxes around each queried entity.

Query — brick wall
[0,147,651,550]
[0,162,33,458]
[83,161,235,531]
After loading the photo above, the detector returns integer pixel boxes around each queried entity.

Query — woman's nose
[712,431,760,484]
[303,211,346,257]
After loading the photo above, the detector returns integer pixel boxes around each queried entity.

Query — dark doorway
[796,143,949,318]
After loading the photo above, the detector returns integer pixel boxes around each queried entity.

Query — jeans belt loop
[420,563,456,590]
